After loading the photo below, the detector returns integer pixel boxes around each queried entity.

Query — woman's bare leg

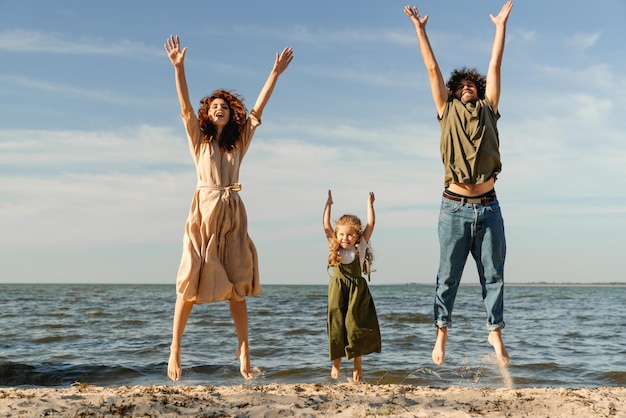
[353,356,363,382]
[168,298,194,381]
[229,298,253,380]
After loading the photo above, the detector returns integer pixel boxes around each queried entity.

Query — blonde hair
[327,214,374,268]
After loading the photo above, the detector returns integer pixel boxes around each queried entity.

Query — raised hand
[404,5,428,28]
[326,190,334,206]
[273,47,294,76]
[490,1,513,26]
[164,35,187,67]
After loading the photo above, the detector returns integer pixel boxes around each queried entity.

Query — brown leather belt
[443,192,496,205]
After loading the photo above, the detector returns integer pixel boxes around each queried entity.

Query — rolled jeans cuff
[487,321,505,332]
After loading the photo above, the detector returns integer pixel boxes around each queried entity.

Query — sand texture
[1,383,625,417]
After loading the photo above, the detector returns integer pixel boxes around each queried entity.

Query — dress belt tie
[197,183,242,202]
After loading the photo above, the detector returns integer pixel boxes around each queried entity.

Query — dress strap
[356,247,372,282]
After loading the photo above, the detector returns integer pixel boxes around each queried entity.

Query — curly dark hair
[197,89,248,152]
[446,67,486,99]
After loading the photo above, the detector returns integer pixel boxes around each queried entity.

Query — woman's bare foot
[236,344,254,380]
[353,356,363,382]
[432,327,448,365]
[167,347,182,381]
[331,358,341,379]
[488,329,510,366]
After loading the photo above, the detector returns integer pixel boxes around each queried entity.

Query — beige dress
[175,112,262,304]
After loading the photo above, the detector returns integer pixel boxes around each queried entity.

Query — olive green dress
[327,242,381,360]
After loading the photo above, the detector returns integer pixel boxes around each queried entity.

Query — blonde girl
[323,190,381,382]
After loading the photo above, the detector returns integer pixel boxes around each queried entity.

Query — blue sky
[1,0,625,285]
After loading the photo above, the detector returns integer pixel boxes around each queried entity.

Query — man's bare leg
[353,356,363,382]
[230,298,253,380]
[168,298,194,381]
[331,358,341,379]
[488,328,510,366]
[432,327,448,365]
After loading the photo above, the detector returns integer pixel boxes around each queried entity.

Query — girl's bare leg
[331,358,342,379]
[488,328,510,366]
[168,298,194,381]
[353,356,363,382]
[229,298,253,380]
[432,327,448,365]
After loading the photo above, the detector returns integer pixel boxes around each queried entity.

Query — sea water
[0,283,624,389]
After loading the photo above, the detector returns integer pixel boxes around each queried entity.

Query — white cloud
[0,126,195,249]
[231,25,411,47]
[567,32,601,50]
[0,118,443,254]
[1,75,170,107]
[515,29,537,44]
[0,126,189,171]
[0,29,159,57]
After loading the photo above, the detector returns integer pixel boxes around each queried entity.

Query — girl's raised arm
[323,190,334,240]
[362,192,375,242]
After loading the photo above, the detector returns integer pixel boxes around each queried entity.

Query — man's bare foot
[236,344,254,380]
[488,329,510,366]
[331,358,341,379]
[432,327,448,365]
[167,348,182,381]
[353,356,362,382]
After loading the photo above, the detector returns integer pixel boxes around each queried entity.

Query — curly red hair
[197,89,248,152]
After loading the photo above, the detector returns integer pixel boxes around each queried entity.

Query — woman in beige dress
[164,35,293,381]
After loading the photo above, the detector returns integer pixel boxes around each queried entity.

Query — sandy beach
[1,383,624,417]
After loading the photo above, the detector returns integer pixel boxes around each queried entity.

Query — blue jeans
[434,194,506,331]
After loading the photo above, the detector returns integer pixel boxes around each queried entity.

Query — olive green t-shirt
[438,97,501,187]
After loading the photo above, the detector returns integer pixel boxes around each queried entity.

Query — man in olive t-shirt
[404,1,513,367]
